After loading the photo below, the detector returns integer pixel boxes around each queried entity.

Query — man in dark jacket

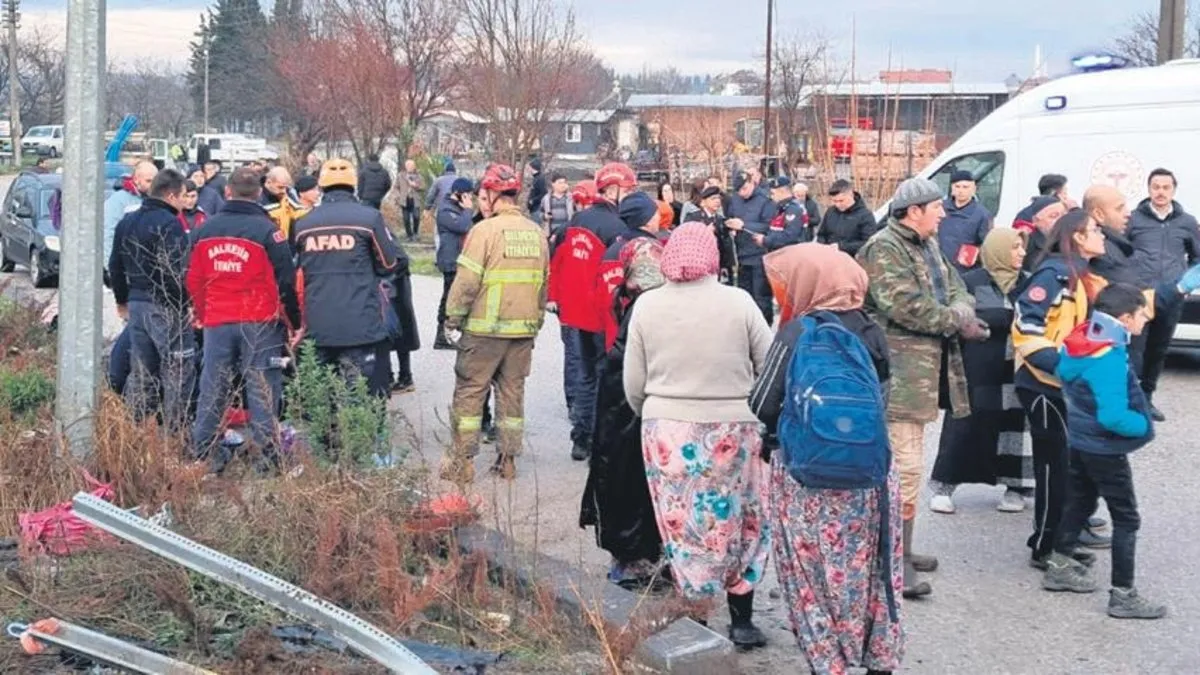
[187,167,301,471]
[725,170,777,322]
[204,160,227,198]
[1126,168,1200,421]
[938,170,992,273]
[433,177,477,349]
[1086,185,1138,286]
[818,179,877,257]
[357,153,393,209]
[108,168,194,431]
[292,158,400,397]
[525,157,548,216]
[189,165,224,217]
[425,159,458,212]
[683,186,737,284]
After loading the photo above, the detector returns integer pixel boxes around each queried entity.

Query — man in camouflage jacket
[858,177,990,599]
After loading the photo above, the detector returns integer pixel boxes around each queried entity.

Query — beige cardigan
[623,276,773,423]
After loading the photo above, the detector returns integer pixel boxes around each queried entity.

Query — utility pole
[762,0,773,158]
[3,0,21,167]
[58,0,106,457]
[202,31,210,133]
[1157,0,1187,64]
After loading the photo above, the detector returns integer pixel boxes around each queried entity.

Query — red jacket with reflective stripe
[186,200,301,329]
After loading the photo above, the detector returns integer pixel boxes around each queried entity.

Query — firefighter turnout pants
[451,334,534,463]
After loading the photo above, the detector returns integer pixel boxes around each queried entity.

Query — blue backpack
[777,311,897,619]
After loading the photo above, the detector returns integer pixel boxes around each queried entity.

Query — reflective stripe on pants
[450,334,534,461]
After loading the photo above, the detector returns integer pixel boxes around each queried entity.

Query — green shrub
[0,367,55,417]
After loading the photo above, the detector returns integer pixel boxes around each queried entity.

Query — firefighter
[262,166,309,238]
[292,158,400,396]
[187,167,302,473]
[443,163,549,487]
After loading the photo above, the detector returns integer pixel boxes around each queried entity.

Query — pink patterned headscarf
[661,221,719,282]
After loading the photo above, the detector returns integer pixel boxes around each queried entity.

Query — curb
[454,525,735,673]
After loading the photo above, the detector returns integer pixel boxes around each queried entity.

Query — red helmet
[480,163,521,193]
[595,162,637,191]
[571,179,598,207]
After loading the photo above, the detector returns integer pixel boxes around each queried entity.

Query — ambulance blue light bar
[1071,52,1130,72]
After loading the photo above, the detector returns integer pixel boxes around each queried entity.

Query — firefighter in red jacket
[187,167,302,473]
[548,162,636,461]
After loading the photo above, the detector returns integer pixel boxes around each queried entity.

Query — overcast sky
[20,0,1160,81]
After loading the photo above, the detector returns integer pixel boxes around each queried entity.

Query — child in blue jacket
[1040,282,1163,618]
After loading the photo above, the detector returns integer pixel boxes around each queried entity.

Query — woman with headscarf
[623,222,773,648]
[930,228,1035,514]
[580,238,668,590]
[658,181,682,226]
[749,243,903,675]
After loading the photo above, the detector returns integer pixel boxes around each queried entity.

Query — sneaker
[1147,402,1166,422]
[1108,587,1167,620]
[570,440,590,462]
[997,489,1027,513]
[1041,553,1098,593]
[930,494,956,514]
[1087,515,1108,530]
[1030,549,1096,570]
[221,429,245,448]
[1078,528,1112,549]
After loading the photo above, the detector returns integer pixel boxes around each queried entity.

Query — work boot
[1041,553,1098,593]
[489,455,516,480]
[726,591,767,649]
[903,518,938,573]
[1107,587,1167,620]
[570,439,590,462]
[433,322,454,350]
[902,558,932,599]
[439,456,475,488]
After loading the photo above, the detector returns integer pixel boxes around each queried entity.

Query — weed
[0,367,55,418]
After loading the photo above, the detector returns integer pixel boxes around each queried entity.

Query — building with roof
[622,94,781,167]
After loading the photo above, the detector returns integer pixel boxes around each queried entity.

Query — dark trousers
[192,322,286,466]
[572,330,605,446]
[1129,300,1183,396]
[560,325,581,415]
[108,326,138,396]
[1055,449,1139,588]
[1018,388,1069,560]
[438,271,456,327]
[737,263,774,324]
[403,199,419,239]
[317,341,392,399]
[127,300,196,434]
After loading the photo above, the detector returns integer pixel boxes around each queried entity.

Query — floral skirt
[769,453,905,675]
[641,418,770,600]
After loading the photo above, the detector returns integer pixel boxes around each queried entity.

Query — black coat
[108,197,189,313]
[526,172,548,216]
[357,161,393,207]
[579,295,662,564]
[682,208,737,285]
[1090,226,1140,287]
[1127,198,1200,287]
[803,196,822,230]
[390,262,421,353]
[817,192,878,257]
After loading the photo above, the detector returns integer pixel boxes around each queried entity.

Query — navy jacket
[765,198,809,250]
[196,184,224,218]
[565,201,625,251]
[1090,226,1141,287]
[357,161,392,207]
[108,197,190,313]
[726,190,775,264]
[818,192,877,257]
[292,190,401,347]
[1058,319,1154,454]
[1127,198,1200,287]
[435,201,475,273]
[937,197,991,272]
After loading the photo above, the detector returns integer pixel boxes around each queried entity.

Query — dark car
[0,171,62,287]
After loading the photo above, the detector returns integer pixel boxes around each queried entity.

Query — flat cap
[892,177,944,211]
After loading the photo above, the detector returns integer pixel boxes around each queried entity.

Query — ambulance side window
[930,151,1005,217]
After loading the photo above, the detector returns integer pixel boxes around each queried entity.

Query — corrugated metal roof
[546,109,616,123]
[624,94,766,109]
[806,82,1011,97]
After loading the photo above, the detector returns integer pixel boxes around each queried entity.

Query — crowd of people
[93,148,1200,673]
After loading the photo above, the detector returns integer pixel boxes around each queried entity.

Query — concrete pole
[56,0,105,457]
[1157,0,1187,64]
[4,0,21,167]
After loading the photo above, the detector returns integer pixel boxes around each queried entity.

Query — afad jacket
[548,201,624,333]
[1058,316,1154,455]
[1012,254,1092,396]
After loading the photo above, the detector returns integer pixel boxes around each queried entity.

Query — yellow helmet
[318,158,357,189]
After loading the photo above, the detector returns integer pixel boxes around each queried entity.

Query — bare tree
[454,0,603,167]
[106,60,193,138]
[1112,5,1200,66]
[0,29,66,127]
[771,32,829,168]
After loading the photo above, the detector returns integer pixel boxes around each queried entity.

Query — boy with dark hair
[1041,282,1162,618]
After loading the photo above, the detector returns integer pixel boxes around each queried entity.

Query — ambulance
[879,58,1200,346]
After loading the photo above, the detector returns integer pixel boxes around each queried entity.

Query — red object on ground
[18,472,114,556]
[18,618,61,655]
[223,407,250,428]
[403,493,482,534]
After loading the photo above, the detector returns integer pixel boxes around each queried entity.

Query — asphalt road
[11,164,1200,671]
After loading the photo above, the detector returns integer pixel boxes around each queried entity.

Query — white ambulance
[881,58,1200,346]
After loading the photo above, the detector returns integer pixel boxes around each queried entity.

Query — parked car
[0,171,62,287]
[22,125,64,158]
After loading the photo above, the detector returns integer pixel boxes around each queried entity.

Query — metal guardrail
[71,493,437,674]
[7,618,217,674]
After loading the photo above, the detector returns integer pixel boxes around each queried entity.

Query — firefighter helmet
[595,162,637,191]
[571,179,598,207]
[480,163,521,193]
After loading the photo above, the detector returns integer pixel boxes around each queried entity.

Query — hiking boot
[570,440,590,462]
[1030,549,1096,570]
[902,558,932,599]
[1108,587,1167,620]
[489,455,516,480]
[1041,553,1098,593]
[1079,528,1112,549]
[997,488,1027,513]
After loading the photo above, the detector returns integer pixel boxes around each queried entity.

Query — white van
[187,133,279,165]
[877,59,1200,346]
[21,125,64,157]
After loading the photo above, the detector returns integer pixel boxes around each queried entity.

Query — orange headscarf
[764,243,869,326]
[656,200,675,230]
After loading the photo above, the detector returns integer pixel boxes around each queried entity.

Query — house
[416,109,489,157]
[538,109,616,159]
[622,94,780,160]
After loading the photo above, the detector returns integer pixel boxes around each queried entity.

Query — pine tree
[186,0,271,131]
